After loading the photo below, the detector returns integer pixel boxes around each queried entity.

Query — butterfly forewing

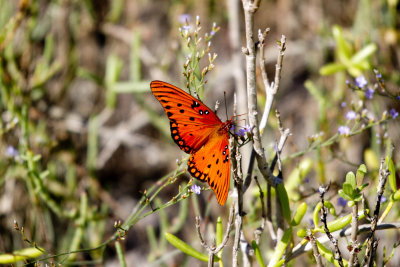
[151,80,231,205]
[151,80,222,154]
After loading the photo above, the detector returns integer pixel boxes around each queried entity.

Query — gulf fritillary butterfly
[151,81,232,205]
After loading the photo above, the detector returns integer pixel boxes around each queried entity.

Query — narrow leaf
[268,228,292,267]
[165,232,219,262]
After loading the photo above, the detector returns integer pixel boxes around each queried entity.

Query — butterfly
[150,80,232,205]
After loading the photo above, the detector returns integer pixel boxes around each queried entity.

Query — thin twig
[259,34,286,134]
[348,202,359,267]
[319,184,344,267]
[254,176,266,244]
[241,0,274,187]
[288,222,400,262]
[195,203,235,266]
[363,158,390,266]
[231,137,245,267]
[307,229,324,267]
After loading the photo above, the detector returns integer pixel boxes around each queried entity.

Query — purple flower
[346,111,357,120]
[179,14,191,23]
[337,197,347,207]
[210,30,216,36]
[397,96,400,100]
[390,108,399,119]
[304,177,310,183]
[365,88,374,99]
[6,146,19,158]
[230,125,235,131]
[182,25,191,31]
[376,73,382,78]
[341,102,347,108]
[338,125,350,135]
[345,80,350,85]
[355,76,368,88]
[236,125,251,136]
[191,184,201,195]
[381,195,387,203]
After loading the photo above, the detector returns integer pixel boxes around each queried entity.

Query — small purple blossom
[337,197,348,207]
[182,25,191,31]
[338,125,350,135]
[355,76,368,88]
[191,184,201,195]
[179,14,191,23]
[236,125,251,136]
[210,30,216,36]
[376,73,382,78]
[6,146,19,158]
[346,111,357,120]
[304,177,310,183]
[397,96,400,100]
[381,195,387,203]
[341,102,347,108]
[390,108,399,119]
[365,88,374,99]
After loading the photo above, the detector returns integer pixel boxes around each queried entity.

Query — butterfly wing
[151,80,223,154]
[187,132,230,205]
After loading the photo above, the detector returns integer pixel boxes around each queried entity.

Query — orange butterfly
[151,81,232,205]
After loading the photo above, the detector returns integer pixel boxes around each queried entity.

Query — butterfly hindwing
[151,80,222,154]
[188,133,230,205]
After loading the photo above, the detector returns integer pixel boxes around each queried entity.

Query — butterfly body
[150,81,231,205]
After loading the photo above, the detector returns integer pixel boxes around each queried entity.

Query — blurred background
[0,0,399,266]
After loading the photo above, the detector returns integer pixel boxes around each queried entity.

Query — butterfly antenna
[224,91,229,120]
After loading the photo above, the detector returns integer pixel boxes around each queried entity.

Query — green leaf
[332,25,352,59]
[313,202,322,227]
[291,202,307,226]
[0,247,44,264]
[386,157,397,192]
[346,171,357,188]
[393,190,400,201]
[338,189,351,201]
[343,183,355,198]
[297,228,307,238]
[350,43,377,64]
[268,228,292,267]
[319,63,347,75]
[359,183,369,191]
[356,164,367,184]
[364,149,379,170]
[277,184,291,222]
[315,210,366,233]
[316,240,348,267]
[165,232,219,262]
[252,240,266,267]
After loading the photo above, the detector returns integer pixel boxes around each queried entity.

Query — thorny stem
[319,184,344,267]
[363,158,390,267]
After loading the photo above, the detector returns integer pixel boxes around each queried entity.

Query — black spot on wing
[191,100,200,109]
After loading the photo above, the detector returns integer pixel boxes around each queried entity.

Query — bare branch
[307,229,324,267]
[319,184,344,267]
[363,158,390,266]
